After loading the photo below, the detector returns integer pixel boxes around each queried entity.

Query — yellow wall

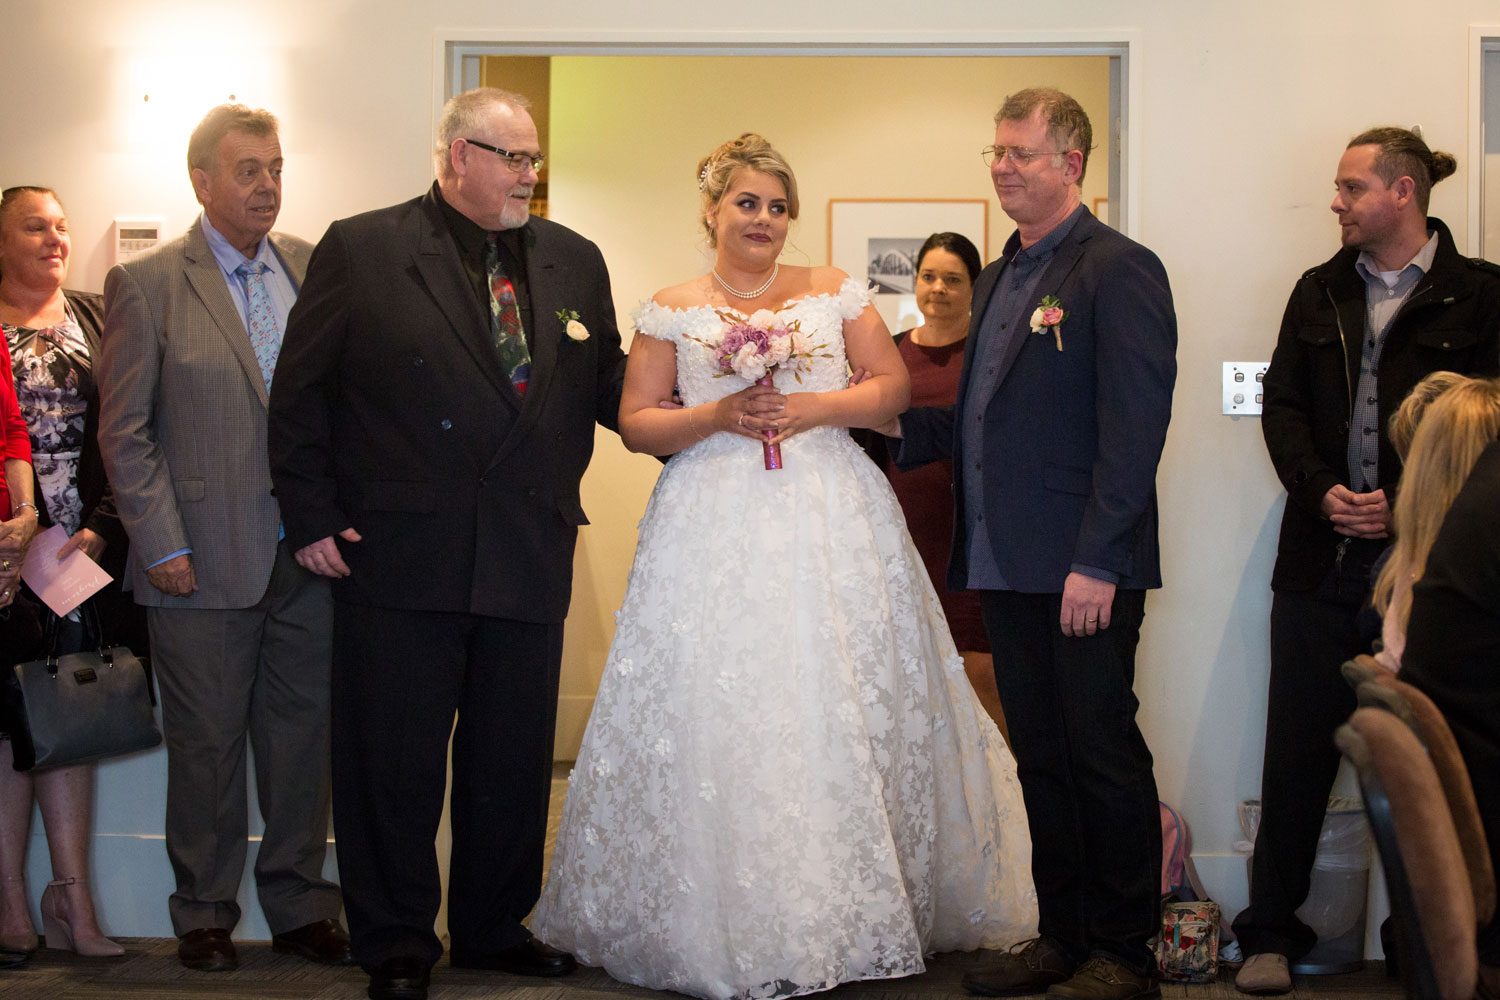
[547,54,1111,756]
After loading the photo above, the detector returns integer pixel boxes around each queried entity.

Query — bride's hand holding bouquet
[691,310,832,469]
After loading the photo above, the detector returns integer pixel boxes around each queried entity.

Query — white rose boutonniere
[557,308,589,341]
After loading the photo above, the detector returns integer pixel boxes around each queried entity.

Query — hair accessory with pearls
[698,160,715,191]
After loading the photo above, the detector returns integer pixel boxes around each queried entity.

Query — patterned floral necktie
[485,234,531,395]
[236,260,278,392]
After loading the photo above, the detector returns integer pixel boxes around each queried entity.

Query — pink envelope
[20,524,113,617]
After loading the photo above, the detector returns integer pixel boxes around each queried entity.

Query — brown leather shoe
[178,927,237,972]
[1046,956,1160,1000]
[272,917,355,966]
[962,937,1078,996]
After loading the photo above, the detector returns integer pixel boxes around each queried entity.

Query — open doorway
[438,38,1133,759]
[453,51,1119,338]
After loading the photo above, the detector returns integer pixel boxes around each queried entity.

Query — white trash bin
[1239,797,1371,974]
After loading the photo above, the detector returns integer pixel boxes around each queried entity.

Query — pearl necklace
[712,263,779,300]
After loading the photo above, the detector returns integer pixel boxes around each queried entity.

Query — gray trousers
[147,541,341,936]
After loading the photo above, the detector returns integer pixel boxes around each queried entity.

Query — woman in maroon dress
[862,232,1005,734]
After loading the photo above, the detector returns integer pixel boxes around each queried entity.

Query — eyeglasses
[980,145,1067,167]
[462,139,545,173]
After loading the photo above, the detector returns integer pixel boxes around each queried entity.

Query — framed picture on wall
[827,198,989,335]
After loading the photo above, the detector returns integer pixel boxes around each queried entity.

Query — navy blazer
[269,186,627,623]
[897,208,1176,594]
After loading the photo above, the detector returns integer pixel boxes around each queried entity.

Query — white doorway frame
[1469,26,1500,258]
[432,29,1142,238]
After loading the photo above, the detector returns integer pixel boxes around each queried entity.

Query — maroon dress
[884,331,989,653]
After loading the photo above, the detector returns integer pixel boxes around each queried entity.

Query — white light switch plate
[1223,362,1269,415]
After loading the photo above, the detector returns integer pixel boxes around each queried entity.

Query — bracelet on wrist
[13,502,38,519]
[687,405,708,440]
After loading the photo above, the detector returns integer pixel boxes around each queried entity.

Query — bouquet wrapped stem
[685,308,833,472]
[756,374,782,471]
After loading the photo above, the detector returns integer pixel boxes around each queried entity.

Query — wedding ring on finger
[738,413,746,427]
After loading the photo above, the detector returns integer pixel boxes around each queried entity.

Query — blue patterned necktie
[485,234,531,394]
[237,260,278,392]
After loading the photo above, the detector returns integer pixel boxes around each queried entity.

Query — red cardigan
[1,360,30,516]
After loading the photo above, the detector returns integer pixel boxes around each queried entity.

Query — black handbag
[2,602,162,770]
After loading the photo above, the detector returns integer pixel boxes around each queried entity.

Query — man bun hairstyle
[1347,126,1457,213]
[697,133,799,248]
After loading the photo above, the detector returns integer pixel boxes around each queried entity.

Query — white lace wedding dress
[530,278,1037,1000]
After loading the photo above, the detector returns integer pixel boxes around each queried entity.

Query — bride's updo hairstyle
[697,133,800,248]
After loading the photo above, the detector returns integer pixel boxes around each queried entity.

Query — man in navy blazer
[269,89,626,1000]
[891,88,1176,1000]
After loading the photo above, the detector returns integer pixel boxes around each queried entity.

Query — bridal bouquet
[689,311,830,470]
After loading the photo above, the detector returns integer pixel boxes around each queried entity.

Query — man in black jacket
[1233,127,1500,995]
[269,88,626,1000]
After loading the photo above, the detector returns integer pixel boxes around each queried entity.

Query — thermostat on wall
[112,217,166,266]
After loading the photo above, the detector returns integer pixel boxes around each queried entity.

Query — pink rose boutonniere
[1029,295,1066,351]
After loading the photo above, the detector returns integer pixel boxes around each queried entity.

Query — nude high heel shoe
[0,875,38,955]
[40,878,124,958]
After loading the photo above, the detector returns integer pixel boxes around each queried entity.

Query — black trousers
[979,588,1161,977]
[1232,538,1381,959]
[330,601,564,972]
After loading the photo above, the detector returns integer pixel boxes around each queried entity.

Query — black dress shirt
[434,184,534,349]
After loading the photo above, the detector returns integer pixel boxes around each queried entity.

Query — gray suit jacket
[98,219,312,609]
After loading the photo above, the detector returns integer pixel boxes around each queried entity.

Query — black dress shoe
[272,918,355,966]
[368,956,430,1000]
[178,927,238,972]
[0,946,30,970]
[450,936,577,977]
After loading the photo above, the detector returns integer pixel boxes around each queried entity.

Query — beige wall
[4,0,1498,943]
[547,53,1110,757]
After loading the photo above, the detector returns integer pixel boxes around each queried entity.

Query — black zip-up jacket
[1263,217,1500,591]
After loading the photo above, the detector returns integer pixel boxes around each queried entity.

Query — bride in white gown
[530,134,1037,1000]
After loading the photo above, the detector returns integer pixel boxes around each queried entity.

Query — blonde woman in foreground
[1372,375,1500,671]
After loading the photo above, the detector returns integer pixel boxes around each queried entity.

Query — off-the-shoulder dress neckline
[646,283,856,318]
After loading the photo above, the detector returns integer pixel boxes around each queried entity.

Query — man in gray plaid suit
[98,104,350,973]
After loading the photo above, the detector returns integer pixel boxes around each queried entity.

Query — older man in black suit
[268,88,627,1000]
[891,88,1177,1000]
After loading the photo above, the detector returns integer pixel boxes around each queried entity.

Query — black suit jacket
[1261,217,1500,591]
[269,186,626,623]
[897,208,1176,593]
